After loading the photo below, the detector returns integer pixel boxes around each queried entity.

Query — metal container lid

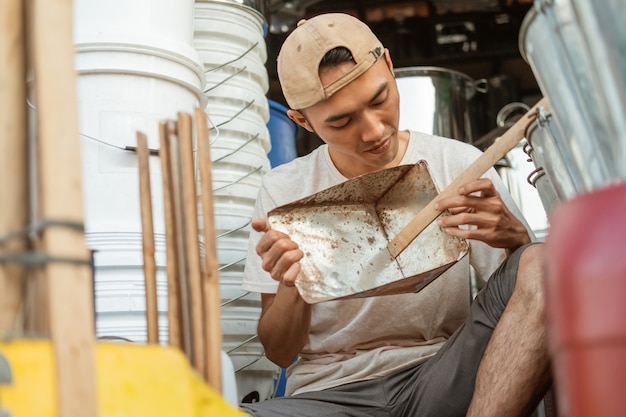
[394,66,481,100]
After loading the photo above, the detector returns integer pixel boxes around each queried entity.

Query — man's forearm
[258,285,312,368]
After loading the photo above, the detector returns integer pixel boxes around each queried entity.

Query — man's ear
[384,48,394,74]
[287,109,314,132]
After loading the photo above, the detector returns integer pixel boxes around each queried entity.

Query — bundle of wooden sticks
[135,108,223,392]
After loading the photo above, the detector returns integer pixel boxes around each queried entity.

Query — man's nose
[360,110,385,142]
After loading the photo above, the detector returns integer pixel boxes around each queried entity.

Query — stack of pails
[193,0,278,404]
[73,0,206,342]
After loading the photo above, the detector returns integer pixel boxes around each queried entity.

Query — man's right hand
[252,218,310,367]
[252,218,304,287]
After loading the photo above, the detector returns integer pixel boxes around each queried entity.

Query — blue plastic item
[267,100,298,168]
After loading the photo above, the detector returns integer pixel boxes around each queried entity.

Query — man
[241,13,550,417]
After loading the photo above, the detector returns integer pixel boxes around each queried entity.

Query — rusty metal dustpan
[268,160,469,303]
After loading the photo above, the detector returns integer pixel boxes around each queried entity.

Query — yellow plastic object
[0,339,248,417]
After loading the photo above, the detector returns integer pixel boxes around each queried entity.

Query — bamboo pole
[196,108,223,392]
[168,122,193,359]
[0,0,28,335]
[159,121,184,350]
[137,131,159,344]
[29,0,97,415]
[178,112,206,377]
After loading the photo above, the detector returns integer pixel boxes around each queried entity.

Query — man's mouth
[366,138,391,154]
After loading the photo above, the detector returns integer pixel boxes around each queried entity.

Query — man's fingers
[435,194,480,212]
[257,231,296,260]
[270,247,303,284]
[280,262,302,287]
[458,178,497,197]
[447,206,473,215]
[252,218,270,233]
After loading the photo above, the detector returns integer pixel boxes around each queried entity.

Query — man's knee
[514,242,546,308]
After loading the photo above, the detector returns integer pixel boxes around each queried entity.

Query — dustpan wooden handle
[387,97,549,258]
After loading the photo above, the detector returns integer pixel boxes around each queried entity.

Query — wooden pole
[0,0,28,335]
[178,112,206,377]
[196,108,223,392]
[137,131,159,344]
[168,122,193,359]
[159,121,184,350]
[29,0,97,415]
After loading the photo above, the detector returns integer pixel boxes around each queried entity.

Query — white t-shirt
[242,131,532,396]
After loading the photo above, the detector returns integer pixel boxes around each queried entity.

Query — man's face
[288,51,406,178]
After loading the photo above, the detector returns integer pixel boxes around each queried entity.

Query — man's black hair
[319,47,354,69]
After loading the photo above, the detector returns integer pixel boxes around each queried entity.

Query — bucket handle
[474,78,489,94]
[204,65,247,94]
[527,166,545,188]
[496,102,530,127]
[76,100,263,154]
[204,42,259,74]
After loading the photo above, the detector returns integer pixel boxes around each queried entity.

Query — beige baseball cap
[277,13,384,110]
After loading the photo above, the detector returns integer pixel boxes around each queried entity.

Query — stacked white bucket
[73,0,205,341]
[193,0,278,404]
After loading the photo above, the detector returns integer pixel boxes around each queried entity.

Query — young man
[241,13,550,417]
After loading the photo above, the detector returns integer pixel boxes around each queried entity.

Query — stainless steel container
[395,66,485,143]
[524,109,583,204]
[519,0,625,192]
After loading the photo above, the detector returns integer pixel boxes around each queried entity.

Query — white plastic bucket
[206,91,268,125]
[212,179,263,203]
[194,1,267,62]
[212,161,267,185]
[194,0,270,137]
[74,0,196,49]
[204,71,270,123]
[76,43,206,234]
[204,65,268,101]
[200,51,269,97]
[208,109,270,153]
[217,235,250,268]
[221,351,240,406]
[220,277,279,403]
[197,46,269,92]
[91,248,169,342]
[209,117,271,153]
[236,363,281,403]
[212,196,256,238]
[219,269,257,303]
[212,135,271,171]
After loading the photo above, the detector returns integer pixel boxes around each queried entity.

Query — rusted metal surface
[268,161,468,303]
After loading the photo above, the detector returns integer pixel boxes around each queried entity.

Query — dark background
[261,0,540,155]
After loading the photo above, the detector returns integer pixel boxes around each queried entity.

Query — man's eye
[330,119,350,128]
[373,93,388,106]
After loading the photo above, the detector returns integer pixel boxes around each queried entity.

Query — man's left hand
[434,178,531,252]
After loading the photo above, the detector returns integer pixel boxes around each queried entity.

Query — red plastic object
[546,182,626,417]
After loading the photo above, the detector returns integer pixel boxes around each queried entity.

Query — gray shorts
[241,243,535,417]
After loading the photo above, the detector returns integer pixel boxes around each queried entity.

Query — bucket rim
[194,0,267,27]
[75,41,208,106]
[394,66,474,84]
[75,41,204,74]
